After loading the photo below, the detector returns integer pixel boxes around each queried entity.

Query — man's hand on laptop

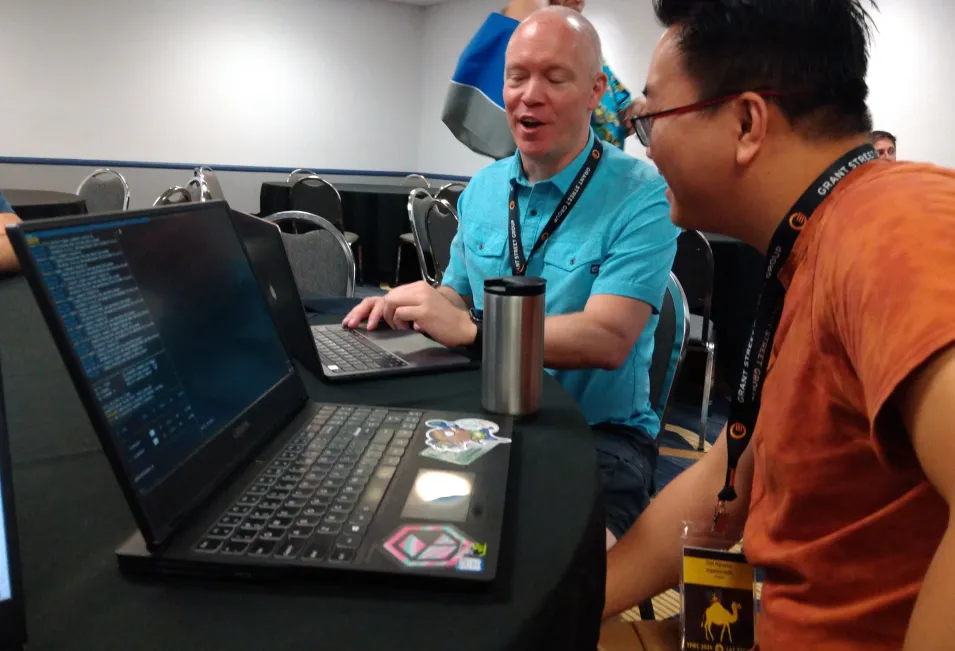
[342,282,477,347]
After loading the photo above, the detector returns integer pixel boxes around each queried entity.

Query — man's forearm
[903,523,955,649]
[543,312,631,370]
[604,429,752,617]
[437,286,469,311]
[0,234,17,273]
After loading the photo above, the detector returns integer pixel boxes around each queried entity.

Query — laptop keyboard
[195,405,422,564]
[312,327,408,374]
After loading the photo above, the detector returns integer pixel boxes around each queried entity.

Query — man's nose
[521,77,546,105]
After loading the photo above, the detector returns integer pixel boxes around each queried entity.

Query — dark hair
[871,130,896,145]
[653,0,876,137]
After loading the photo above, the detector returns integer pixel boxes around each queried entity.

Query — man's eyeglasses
[630,90,783,147]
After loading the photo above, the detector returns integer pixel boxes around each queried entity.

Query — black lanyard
[508,140,603,276]
[713,143,879,528]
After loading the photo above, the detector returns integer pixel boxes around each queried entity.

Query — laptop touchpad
[362,328,449,356]
[400,469,474,523]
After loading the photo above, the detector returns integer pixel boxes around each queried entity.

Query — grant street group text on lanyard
[508,140,603,276]
[713,143,879,529]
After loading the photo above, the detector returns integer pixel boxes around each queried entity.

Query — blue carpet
[655,398,728,491]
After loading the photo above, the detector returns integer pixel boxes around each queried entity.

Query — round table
[2,189,86,220]
[0,278,606,651]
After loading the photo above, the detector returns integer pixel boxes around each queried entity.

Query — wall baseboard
[0,156,471,183]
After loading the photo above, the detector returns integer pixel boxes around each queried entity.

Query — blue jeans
[592,423,658,539]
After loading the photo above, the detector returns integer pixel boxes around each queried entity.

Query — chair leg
[353,243,364,286]
[394,244,403,288]
[699,342,716,451]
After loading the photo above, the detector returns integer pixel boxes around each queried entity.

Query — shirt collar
[509,130,600,193]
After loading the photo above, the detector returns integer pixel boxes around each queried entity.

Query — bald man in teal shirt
[346,8,678,544]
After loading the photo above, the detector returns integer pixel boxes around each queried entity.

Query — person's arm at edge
[0,213,22,274]
[604,428,756,617]
[900,344,955,649]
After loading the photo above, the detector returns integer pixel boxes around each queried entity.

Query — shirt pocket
[463,224,507,301]
[542,240,604,312]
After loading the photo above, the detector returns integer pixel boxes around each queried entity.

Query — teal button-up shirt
[443,131,678,435]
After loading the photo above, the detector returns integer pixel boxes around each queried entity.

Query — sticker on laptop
[420,418,510,466]
[382,524,485,572]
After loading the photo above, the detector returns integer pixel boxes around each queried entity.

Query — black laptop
[8,202,511,583]
[231,211,473,381]
[0,365,27,651]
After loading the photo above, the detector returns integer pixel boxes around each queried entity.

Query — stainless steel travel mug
[481,276,546,417]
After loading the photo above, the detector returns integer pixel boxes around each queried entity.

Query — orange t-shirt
[744,160,955,650]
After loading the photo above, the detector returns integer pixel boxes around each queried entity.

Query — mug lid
[484,276,546,297]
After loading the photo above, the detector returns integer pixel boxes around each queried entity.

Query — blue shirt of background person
[443,130,678,436]
[0,191,12,215]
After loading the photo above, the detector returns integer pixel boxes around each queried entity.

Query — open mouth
[518,117,545,131]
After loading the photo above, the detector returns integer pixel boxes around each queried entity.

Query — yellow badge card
[681,547,754,651]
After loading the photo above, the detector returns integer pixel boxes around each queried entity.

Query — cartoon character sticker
[423,418,508,453]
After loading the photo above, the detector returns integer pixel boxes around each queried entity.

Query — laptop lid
[0,365,27,651]
[9,202,308,549]
[230,211,324,376]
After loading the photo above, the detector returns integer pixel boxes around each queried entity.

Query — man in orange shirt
[603,1,955,650]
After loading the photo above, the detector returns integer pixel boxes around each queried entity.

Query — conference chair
[401,174,431,189]
[672,230,717,451]
[396,189,435,287]
[649,272,691,437]
[289,176,363,284]
[435,182,467,211]
[76,168,131,213]
[152,186,192,206]
[425,198,459,285]
[266,210,356,299]
[635,271,690,622]
[191,166,225,201]
[287,168,317,184]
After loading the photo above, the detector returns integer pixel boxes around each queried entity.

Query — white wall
[867,0,954,166]
[2,0,952,179]
[0,0,425,172]
[415,0,955,174]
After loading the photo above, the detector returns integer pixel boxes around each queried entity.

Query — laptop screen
[22,206,295,495]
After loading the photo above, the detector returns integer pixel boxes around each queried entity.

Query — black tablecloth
[2,189,86,221]
[260,182,415,284]
[0,277,605,651]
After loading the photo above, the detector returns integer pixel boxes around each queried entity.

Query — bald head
[512,5,603,78]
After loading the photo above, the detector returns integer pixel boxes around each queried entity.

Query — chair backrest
[406,189,436,285]
[185,176,212,203]
[265,210,355,298]
[401,174,431,189]
[289,176,344,232]
[193,166,225,201]
[76,168,130,213]
[648,272,691,435]
[425,198,459,286]
[152,186,192,206]
[287,168,317,184]
[435,182,466,211]
[672,229,714,334]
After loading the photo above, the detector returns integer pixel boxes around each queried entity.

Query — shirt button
[479,244,484,250]
[570,258,575,264]
[530,209,538,216]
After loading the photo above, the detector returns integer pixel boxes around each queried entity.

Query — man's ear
[735,92,770,166]
[589,72,609,111]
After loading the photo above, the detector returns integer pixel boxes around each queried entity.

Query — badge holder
[680,522,755,651]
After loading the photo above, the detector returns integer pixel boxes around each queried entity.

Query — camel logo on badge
[729,422,747,440]
[789,212,808,231]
